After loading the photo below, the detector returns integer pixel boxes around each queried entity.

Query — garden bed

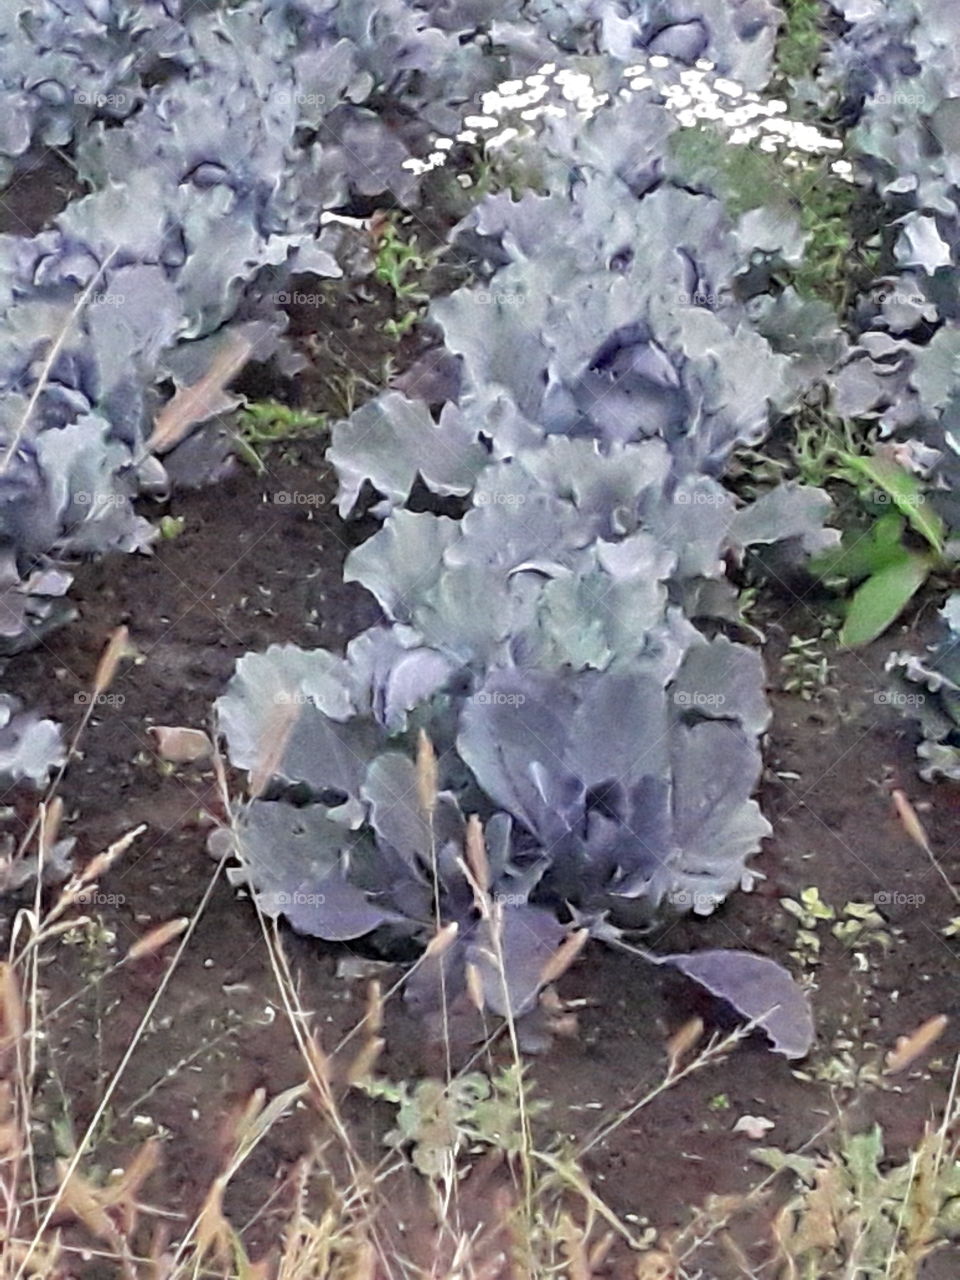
[3,436,956,1277]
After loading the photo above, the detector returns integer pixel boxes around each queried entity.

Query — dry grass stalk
[31,824,145,940]
[0,246,119,478]
[37,799,63,865]
[577,1025,748,1160]
[125,918,190,962]
[891,788,960,906]
[423,921,458,961]
[92,625,132,698]
[147,329,253,455]
[538,930,588,989]
[884,1015,949,1076]
[415,729,438,818]
[556,1211,591,1280]
[346,1038,385,1087]
[665,1017,704,1077]
[346,983,386,1085]
[17,843,226,1273]
[465,814,491,894]
[56,1139,159,1277]
[15,628,138,866]
[247,698,300,799]
[465,961,486,1014]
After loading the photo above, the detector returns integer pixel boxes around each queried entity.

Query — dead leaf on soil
[884,1014,948,1075]
[732,1114,776,1140]
[148,725,213,764]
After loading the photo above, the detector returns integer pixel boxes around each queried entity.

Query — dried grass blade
[247,698,299,799]
[38,798,63,863]
[416,729,438,817]
[892,789,960,905]
[346,1037,385,1086]
[147,330,252,454]
[465,961,486,1013]
[884,1015,948,1075]
[423,921,458,960]
[539,929,589,988]
[465,815,491,894]
[93,626,132,697]
[666,1017,704,1075]
[125,918,189,961]
[0,246,118,478]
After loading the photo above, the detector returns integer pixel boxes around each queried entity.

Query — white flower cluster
[401,53,852,184]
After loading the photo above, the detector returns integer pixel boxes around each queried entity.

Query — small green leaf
[750,1147,819,1181]
[800,886,834,919]
[843,902,882,921]
[780,898,805,920]
[811,513,907,585]
[159,515,185,540]
[845,453,945,553]
[232,436,266,474]
[843,1125,884,1203]
[839,552,933,648]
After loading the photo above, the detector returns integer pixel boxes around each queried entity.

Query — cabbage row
[809,2,960,772]
[216,30,835,1055]
[0,0,789,785]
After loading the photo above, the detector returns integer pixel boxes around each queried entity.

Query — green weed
[232,399,327,472]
